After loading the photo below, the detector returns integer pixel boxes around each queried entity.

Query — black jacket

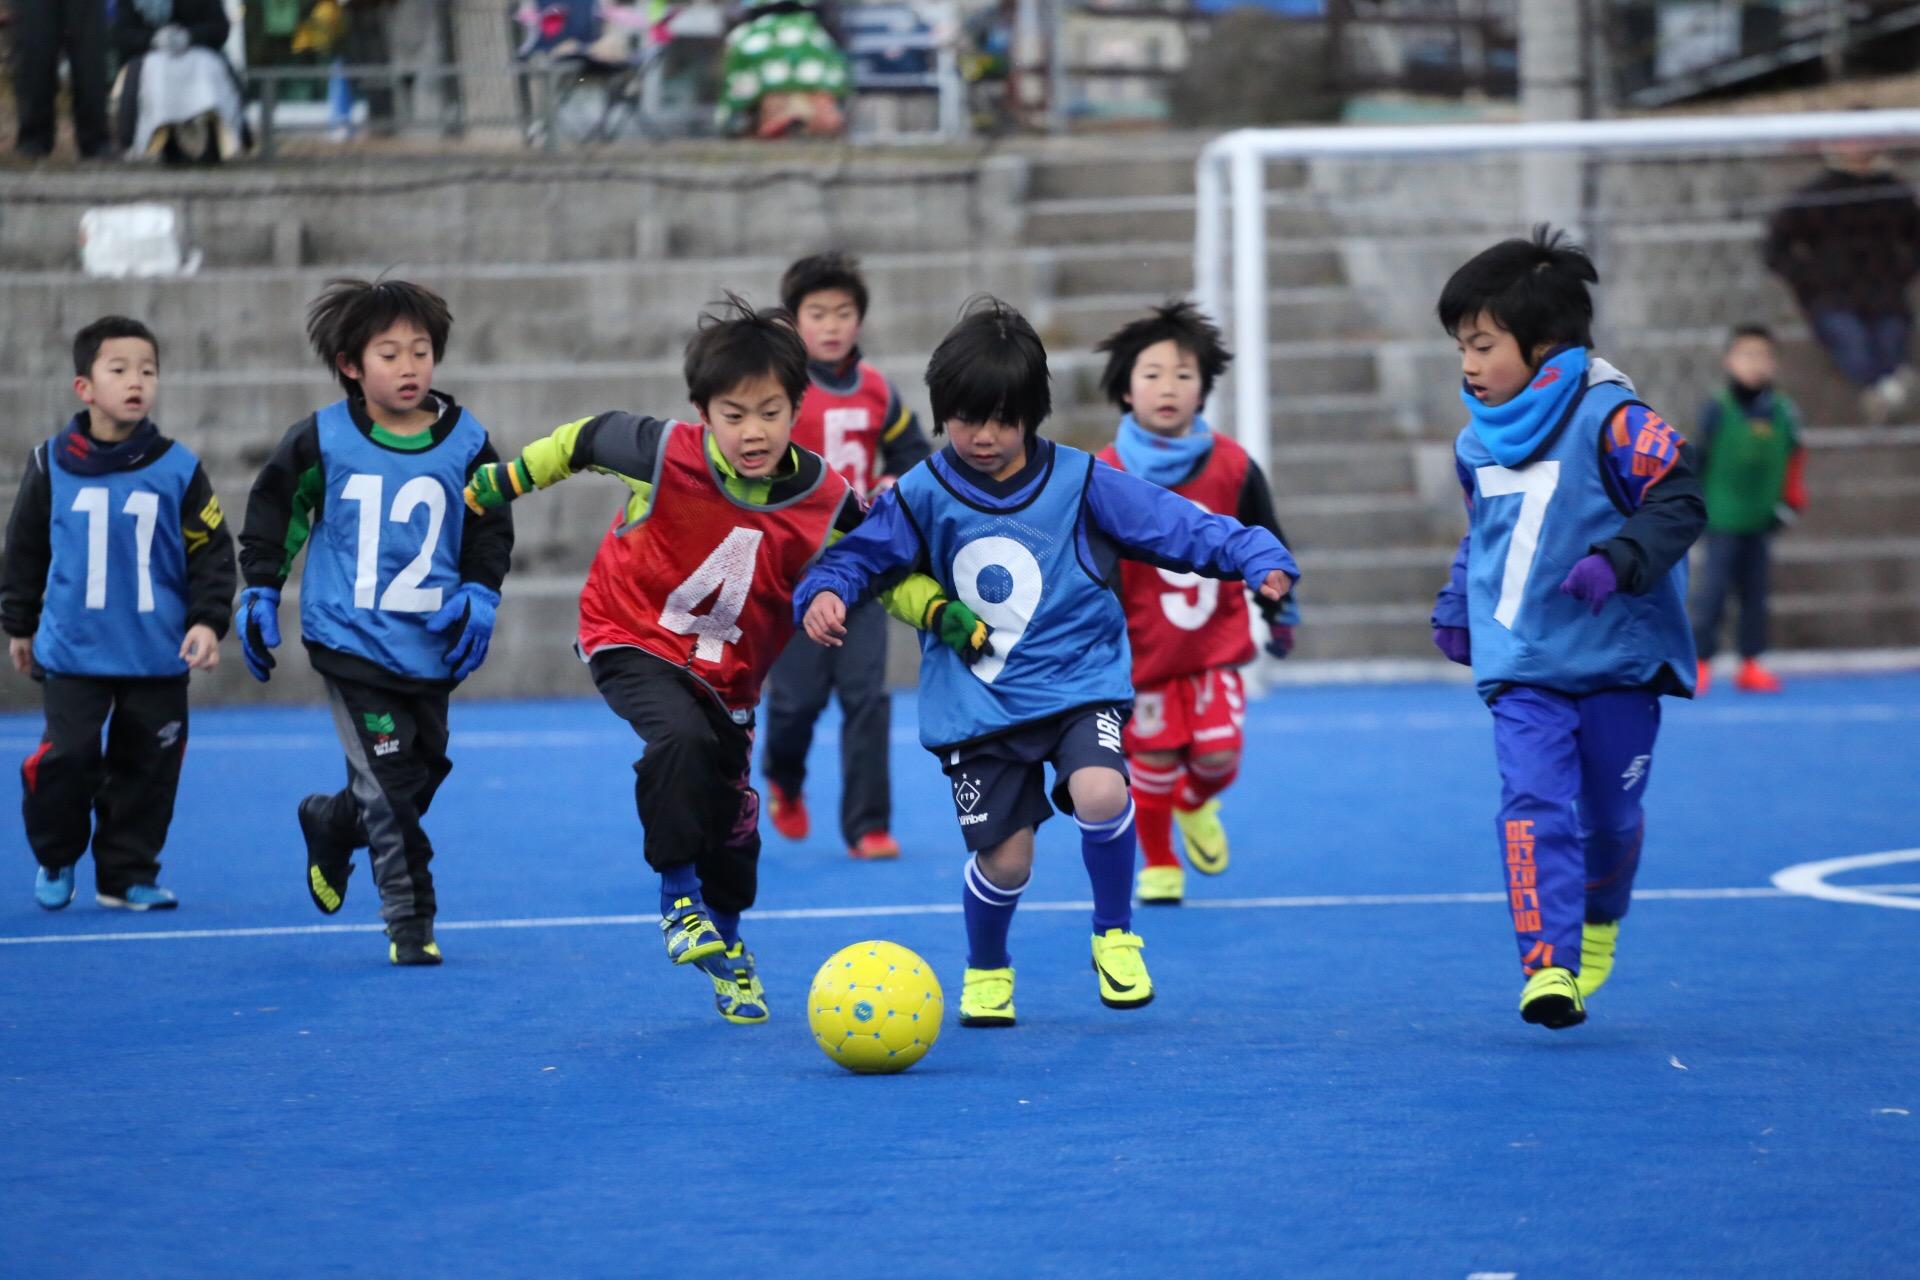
[113,0,231,62]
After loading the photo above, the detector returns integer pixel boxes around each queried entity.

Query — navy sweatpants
[1488,686,1661,976]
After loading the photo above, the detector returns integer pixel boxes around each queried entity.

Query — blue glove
[1432,625,1471,666]
[1558,553,1619,616]
[238,587,281,682]
[426,584,499,681]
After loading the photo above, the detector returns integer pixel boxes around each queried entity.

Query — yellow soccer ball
[808,940,944,1074]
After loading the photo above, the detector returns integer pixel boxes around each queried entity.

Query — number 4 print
[1475,461,1560,629]
[661,527,764,663]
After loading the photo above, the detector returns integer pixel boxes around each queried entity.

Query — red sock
[1177,755,1240,811]
[1129,758,1184,868]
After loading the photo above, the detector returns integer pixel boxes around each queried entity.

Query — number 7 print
[1474,461,1560,629]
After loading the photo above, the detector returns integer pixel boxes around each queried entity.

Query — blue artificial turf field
[3,673,1918,1279]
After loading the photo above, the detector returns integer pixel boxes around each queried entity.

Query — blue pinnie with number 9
[795,298,1299,1032]
[237,279,514,968]
[1431,226,1705,1033]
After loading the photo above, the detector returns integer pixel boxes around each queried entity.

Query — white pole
[1194,147,1226,328]
[1230,140,1269,478]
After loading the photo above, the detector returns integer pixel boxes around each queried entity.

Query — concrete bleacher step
[0,153,1024,270]
[1045,288,1379,347]
[1024,193,1340,248]
[1045,240,1346,298]
[0,252,1048,379]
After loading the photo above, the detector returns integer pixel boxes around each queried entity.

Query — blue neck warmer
[1463,346,1588,468]
[1114,413,1214,488]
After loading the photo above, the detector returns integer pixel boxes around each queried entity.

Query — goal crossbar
[1193,109,1920,474]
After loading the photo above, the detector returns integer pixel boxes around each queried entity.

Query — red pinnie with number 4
[461,297,950,1026]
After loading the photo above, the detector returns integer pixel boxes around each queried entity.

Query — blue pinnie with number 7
[1431,227,1705,1031]
[237,279,514,967]
[794,299,1299,1031]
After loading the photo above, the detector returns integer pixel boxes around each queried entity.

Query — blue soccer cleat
[97,884,178,911]
[697,941,769,1024]
[34,865,75,911]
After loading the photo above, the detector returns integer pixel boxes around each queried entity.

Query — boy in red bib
[760,253,934,860]
[1094,303,1297,905]
[463,298,967,1024]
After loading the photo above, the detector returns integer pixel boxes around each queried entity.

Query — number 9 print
[951,536,1041,684]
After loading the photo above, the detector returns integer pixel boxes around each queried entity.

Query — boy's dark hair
[1436,224,1599,358]
[74,316,159,378]
[1093,300,1233,409]
[306,277,452,392]
[780,251,869,319]
[924,297,1052,438]
[1727,322,1775,349]
[683,292,810,410]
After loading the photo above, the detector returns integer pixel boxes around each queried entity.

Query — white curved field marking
[1772,848,1920,911]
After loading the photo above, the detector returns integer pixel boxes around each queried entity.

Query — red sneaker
[849,831,901,861]
[1695,659,1712,695]
[768,785,809,841]
[1735,658,1783,694]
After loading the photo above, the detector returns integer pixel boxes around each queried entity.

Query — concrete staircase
[1,138,1915,708]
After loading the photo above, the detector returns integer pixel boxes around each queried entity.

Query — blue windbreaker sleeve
[1431,458,1474,629]
[793,485,926,623]
[1084,460,1300,586]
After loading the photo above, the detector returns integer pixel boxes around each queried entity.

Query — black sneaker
[388,917,442,967]
[299,794,355,916]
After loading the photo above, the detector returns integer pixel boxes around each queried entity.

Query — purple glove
[1432,625,1471,666]
[1265,621,1294,660]
[1558,553,1619,615]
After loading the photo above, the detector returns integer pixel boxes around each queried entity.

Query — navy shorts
[939,703,1131,852]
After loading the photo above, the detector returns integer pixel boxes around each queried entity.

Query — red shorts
[1123,667,1246,757]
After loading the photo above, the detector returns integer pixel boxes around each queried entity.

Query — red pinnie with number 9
[462,295,952,1027]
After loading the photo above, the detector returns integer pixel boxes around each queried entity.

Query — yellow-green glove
[927,598,993,665]
[464,458,533,515]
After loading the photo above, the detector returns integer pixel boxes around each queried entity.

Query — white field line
[2,699,1917,755]
[6,883,1918,947]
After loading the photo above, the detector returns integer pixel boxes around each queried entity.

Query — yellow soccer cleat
[1577,921,1620,998]
[1091,929,1154,1009]
[958,966,1016,1027]
[1519,966,1586,1029]
[1135,864,1185,905]
[1174,800,1229,875]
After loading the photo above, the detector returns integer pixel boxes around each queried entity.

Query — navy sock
[1078,801,1136,934]
[659,864,701,916]
[710,909,741,948]
[962,855,1026,969]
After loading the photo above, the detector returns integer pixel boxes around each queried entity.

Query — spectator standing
[111,0,249,161]
[11,0,112,158]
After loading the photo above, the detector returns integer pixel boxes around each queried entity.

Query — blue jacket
[797,439,1299,749]
[1433,352,1702,701]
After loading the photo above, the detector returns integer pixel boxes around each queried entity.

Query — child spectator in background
[1690,324,1807,694]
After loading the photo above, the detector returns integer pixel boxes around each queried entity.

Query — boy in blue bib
[1429,228,1706,1030]
[796,300,1299,1027]
[3,316,235,912]
[238,280,515,966]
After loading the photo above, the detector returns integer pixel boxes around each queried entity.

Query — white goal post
[1192,108,1920,477]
